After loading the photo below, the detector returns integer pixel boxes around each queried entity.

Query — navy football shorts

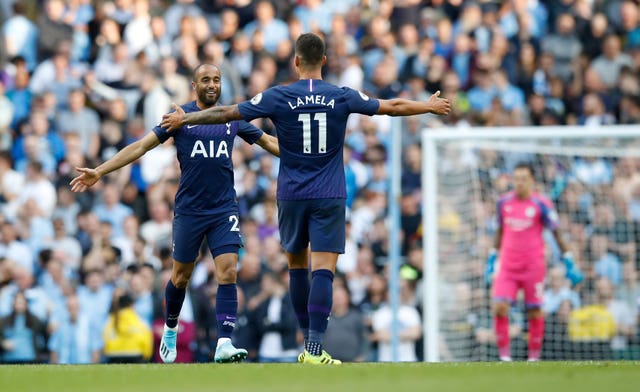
[277,198,346,254]
[172,211,242,263]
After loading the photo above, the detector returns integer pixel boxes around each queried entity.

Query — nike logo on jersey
[187,125,198,129]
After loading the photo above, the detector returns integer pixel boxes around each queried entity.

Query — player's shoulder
[337,85,355,93]
[181,101,199,113]
[497,191,516,204]
[341,86,378,104]
[336,84,361,96]
[530,192,554,208]
[246,85,284,105]
[264,84,287,95]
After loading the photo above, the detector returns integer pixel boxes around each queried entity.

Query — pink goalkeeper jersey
[497,191,558,271]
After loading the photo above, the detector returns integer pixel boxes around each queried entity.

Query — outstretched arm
[161,103,244,131]
[493,226,503,250]
[255,133,280,157]
[553,229,584,286]
[552,230,569,254]
[70,132,160,192]
[377,91,451,116]
[485,226,502,286]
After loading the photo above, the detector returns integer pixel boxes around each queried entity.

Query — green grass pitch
[1,362,638,392]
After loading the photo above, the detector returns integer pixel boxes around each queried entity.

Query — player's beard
[198,89,220,107]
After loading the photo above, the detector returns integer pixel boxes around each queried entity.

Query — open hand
[70,167,101,192]
[428,91,452,116]
[562,252,584,286]
[161,103,186,131]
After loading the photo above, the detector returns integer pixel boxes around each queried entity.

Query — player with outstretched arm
[485,162,583,361]
[70,64,279,364]
[162,33,451,364]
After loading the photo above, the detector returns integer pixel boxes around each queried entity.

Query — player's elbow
[386,100,403,116]
[134,144,150,158]
[222,105,242,122]
[378,99,403,116]
[222,110,235,123]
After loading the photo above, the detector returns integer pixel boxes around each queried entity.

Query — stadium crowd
[0,0,639,363]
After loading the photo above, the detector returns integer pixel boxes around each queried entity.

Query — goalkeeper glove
[485,249,497,286]
[562,252,584,286]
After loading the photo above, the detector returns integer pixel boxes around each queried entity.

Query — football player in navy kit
[71,64,279,363]
[161,33,451,364]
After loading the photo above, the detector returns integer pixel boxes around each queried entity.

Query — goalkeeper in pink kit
[485,163,583,361]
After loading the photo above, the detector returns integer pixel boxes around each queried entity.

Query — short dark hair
[295,33,325,67]
[192,63,219,81]
[514,162,535,177]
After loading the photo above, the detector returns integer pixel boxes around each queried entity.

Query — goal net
[421,126,640,362]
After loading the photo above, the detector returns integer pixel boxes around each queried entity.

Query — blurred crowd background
[0,0,639,364]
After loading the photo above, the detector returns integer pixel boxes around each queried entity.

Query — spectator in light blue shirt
[37,251,69,324]
[0,221,34,275]
[5,58,32,129]
[0,267,50,322]
[22,207,55,260]
[323,0,359,15]
[29,47,85,110]
[543,266,581,314]
[163,0,202,39]
[467,70,497,112]
[2,3,38,71]
[0,291,49,363]
[65,0,93,62]
[243,1,289,54]
[48,293,101,364]
[451,34,473,88]
[499,0,546,40]
[77,269,113,341]
[572,157,613,187]
[13,110,66,172]
[129,268,154,327]
[591,234,623,286]
[92,183,133,239]
[494,70,526,112]
[294,0,333,34]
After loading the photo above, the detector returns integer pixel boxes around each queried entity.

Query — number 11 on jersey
[298,112,327,154]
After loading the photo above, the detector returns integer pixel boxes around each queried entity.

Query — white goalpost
[421,125,640,362]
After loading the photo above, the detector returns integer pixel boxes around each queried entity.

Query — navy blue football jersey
[153,101,263,215]
[238,79,380,200]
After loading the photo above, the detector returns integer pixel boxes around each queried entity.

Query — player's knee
[287,250,309,269]
[172,273,190,289]
[217,263,238,284]
[288,258,307,269]
[493,302,510,317]
[171,263,194,288]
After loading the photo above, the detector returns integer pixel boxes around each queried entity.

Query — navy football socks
[306,269,334,356]
[165,279,186,329]
[289,268,311,341]
[216,283,238,339]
